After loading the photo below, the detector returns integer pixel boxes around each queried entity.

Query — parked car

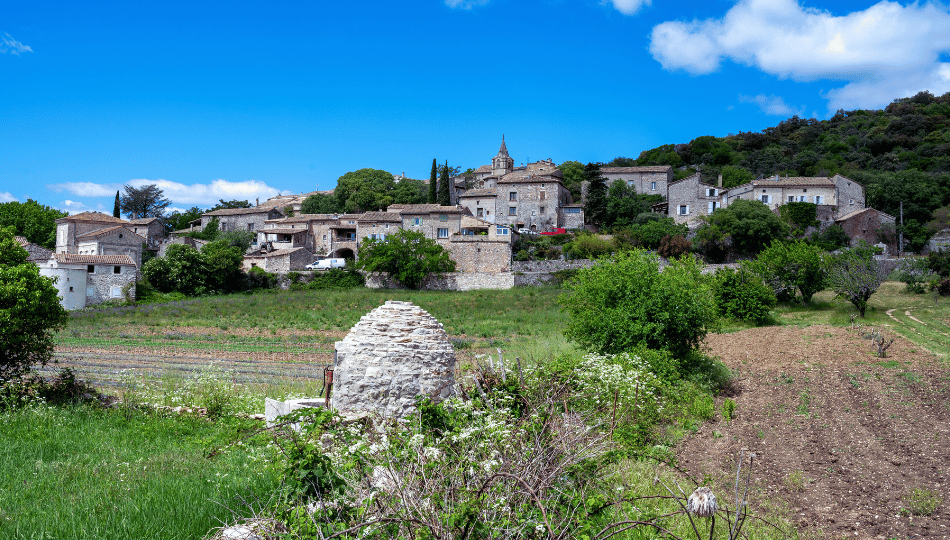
[305,258,347,270]
[540,228,567,236]
[517,228,538,235]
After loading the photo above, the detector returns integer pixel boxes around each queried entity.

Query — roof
[75,226,145,241]
[259,227,309,235]
[203,207,282,217]
[13,237,53,262]
[128,217,160,225]
[56,212,128,224]
[474,164,492,174]
[458,188,498,198]
[14,236,28,247]
[53,254,136,265]
[601,166,673,174]
[497,135,509,157]
[273,214,338,223]
[358,211,402,222]
[244,247,306,259]
[498,171,563,184]
[752,176,835,188]
[835,207,895,222]
[387,204,467,214]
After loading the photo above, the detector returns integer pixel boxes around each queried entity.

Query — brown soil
[679,324,950,539]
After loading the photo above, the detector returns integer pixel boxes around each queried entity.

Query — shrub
[698,199,790,257]
[657,234,691,259]
[560,249,718,359]
[928,249,950,277]
[712,267,776,324]
[814,224,850,250]
[752,241,825,304]
[246,266,278,290]
[722,398,737,421]
[824,242,890,317]
[306,268,364,290]
[564,233,612,259]
[937,278,950,296]
[896,258,933,293]
[357,229,455,289]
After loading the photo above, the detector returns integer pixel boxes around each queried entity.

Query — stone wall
[512,260,597,273]
[88,266,137,305]
[365,272,515,291]
[448,238,511,273]
[833,175,866,215]
[667,175,721,226]
[494,182,570,231]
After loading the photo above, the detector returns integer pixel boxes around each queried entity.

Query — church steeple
[492,135,513,177]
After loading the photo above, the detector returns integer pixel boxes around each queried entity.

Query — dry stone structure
[331,300,456,419]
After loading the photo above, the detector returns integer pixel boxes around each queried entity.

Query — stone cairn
[331,300,457,419]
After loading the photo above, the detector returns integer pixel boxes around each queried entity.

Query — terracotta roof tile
[601,166,672,174]
[458,188,497,198]
[358,212,402,222]
[53,254,137,265]
[56,212,129,224]
[75,226,145,241]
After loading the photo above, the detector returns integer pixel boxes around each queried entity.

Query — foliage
[512,233,567,261]
[217,229,256,251]
[896,257,935,293]
[0,228,70,380]
[120,184,172,219]
[752,241,826,303]
[583,162,608,227]
[357,228,455,289]
[699,199,790,257]
[304,267,365,290]
[778,202,820,234]
[113,190,121,218]
[602,180,665,229]
[824,242,890,317]
[0,199,68,249]
[163,206,204,235]
[438,160,451,207]
[564,232,611,259]
[247,266,278,290]
[927,249,950,277]
[613,217,688,251]
[142,243,207,295]
[428,158,437,204]
[657,234,691,259]
[813,223,850,250]
[903,487,943,517]
[561,249,718,358]
[722,398,736,421]
[210,199,252,211]
[201,240,246,293]
[184,216,219,241]
[719,165,753,189]
[391,178,427,205]
[712,267,777,324]
[300,192,340,215]
[937,278,950,296]
[334,168,396,213]
[558,160,585,202]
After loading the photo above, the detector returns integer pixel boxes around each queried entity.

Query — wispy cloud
[602,0,651,16]
[60,200,102,215]
[738,94,805,117]
[1,32,33,55]
[0,192,18,203]
[649,0,950,112]
[445,0,490,9]
[49,178,282,209]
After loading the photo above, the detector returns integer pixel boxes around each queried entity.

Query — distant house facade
[201,207,285,240]
[601,166,673,196]
[667,174,723,225]
[38,254,137,310]
[55,212,145,267]
[835,207,897,254]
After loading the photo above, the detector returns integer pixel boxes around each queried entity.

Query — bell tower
[492,135,514,177]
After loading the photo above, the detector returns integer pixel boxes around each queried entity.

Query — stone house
[667,174,723,225]
[559,204,585,229]
[835,207,898,254]
[721,174,864,217]
[601,165,673,196]
[356,211,402,242]
[388,204,470,244]
[448,216,514,273]
[242,247,312,273]
[201,207,285,239]
[55,212,146,267]
[128,217,164,251]
[38,254,137,310]
[158,236,209,258]
[457,188,499,222]
[928,228,950,253]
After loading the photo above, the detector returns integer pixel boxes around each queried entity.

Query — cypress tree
[113,190,121,218]
[583,162,607,227]
[438,160,451,206]
[428,158,438,204]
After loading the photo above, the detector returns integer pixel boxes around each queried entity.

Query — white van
[305,258,347,271]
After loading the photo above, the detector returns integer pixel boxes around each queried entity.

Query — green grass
[0,403,279,540]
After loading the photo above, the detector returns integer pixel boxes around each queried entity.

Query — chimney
[717,174,723,187]
[256,198,259,206]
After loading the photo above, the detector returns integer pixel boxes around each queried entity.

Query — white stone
[264,397,324,430]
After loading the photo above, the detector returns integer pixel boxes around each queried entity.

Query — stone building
[388,204,470,243]
[721,174,864,217]
[242,247,312,272]
[667,174,723,225]
[332,300,456,419]
[835,207,898,254]
[356,211,402,242]
[14,236,53,263]
[559,204,585,229]
[928,227,950,253]
[128,217,164,251]
[55,212,146,267]
[601,165,673,195]
[38,254,137,310]
[201,207,285,239]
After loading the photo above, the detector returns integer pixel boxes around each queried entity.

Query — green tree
[392,178,427,205]
[217,229,256,251]
[141,243,206,295]
[0,199,68,249]
[334,169,395,213]
[164,206,205,235]
[428,159,438,204]
[200,240,245,292]
[210,199,252,211]
[560,249,718,359]
[357,229,456,289]
[752,241,825,303]
[0,227,69,380]
[113,191,121,218]
[437,161,455,207]
[558,160,585,202]
[712,266,776,324]
[301,193,340,215]
[120,184,172,219]
[824,242,889,317]
[583,162,607,227]
[699,199,790,257]
[719,165,754,189]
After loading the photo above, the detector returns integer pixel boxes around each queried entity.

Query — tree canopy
[697,199,790,257]
[558,160,584,203]
[301,193,341,215]
[357,229,455,289]
[334,169,396,213]
[0,227,69,380]
[120,184,172,219]
[0,199,68,249]
[583,163,607,227]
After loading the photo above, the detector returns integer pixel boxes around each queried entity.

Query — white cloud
[49,178,282,209]
[738,94,805,116]
[1,32,33,55]
[603,0,651,16]
[59,200,99,215]
[0,192,17,203]
[445,0,490,9]
[649,0,950,111]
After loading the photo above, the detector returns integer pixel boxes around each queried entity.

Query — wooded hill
[613,91,950,250]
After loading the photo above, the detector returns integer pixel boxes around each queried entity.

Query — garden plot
[679,324,950,539]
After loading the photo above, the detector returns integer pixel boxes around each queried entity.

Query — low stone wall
[511,259,597,273]
[364,272,515,291]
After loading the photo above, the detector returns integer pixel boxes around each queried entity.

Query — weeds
[902,487,942,516]
[785,470,806,492]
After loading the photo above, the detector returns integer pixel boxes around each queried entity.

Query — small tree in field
[753,241,825,304]
[357,229,455,289]
[824,243,889,317]
[0,228,69,380]
[560,250,718,359]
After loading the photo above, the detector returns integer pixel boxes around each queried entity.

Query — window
[761,194,770,204]
[803,188,808,192]
[788,196,795,202]
[850,199,854,204]
[708,201,718,213]
[497,227,509,235]
[509,192,517,201]
[322,234,327,241]
[385,224,390,229]
[111,286,123,299]
[248,223,255,231]
[113,266,121,274]
[69,286,74,292]
[437,228,449,238]
[799,196,806,202]
[815,195,823,204]
[477,208,483,217]
[541,183,545,188]
[87,265,95,273]
[539,206,546,214]
[439,214,447,221]
[679,205,689,215]
[413,218,422,226]
[651,182,657,190]
[118,233,123,238]
[565,207,581,214]
[707,188,717,197]
[509,207,517,216]
[540,191,546,201]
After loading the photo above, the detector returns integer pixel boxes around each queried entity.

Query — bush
[357,229,455,289]
[657,234,691,259]
[564,233,612,259]
[937,278,950,296]
[698,199,790,257]
[752,241,825,303]
[306,268,365,290]
[712,267,776,324]
[560,249,718,359]
[928,249,950,278]
[246,266,278,290]
[814,224,850,250]
[896,258,934,293]
[825,242,890,317]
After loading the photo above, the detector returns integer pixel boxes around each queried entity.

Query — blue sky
[3,0,950,215]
